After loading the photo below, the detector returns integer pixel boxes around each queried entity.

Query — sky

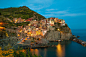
[0,0,86,29]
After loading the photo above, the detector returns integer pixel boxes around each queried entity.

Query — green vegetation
[0,47,42,57]
[0,6,46,28]
[15,22,30,27]
[0,6,45,20]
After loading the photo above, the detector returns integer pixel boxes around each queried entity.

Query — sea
[30,29,86,57]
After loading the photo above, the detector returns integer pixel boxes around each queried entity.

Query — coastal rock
[45,27,72,41]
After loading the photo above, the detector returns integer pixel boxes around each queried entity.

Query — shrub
[0,47,42,57]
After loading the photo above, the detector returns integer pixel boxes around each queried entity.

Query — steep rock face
[45,26,72,41]
[61,31,72,40]
[45,31,60,41]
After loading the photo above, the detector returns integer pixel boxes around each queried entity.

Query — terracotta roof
[26,18,32,21]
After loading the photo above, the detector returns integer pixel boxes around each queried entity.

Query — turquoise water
[30,29,86,57]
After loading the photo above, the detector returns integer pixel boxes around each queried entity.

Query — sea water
[30,29,86,57]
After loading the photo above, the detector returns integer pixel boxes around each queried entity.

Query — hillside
[0,6,46,28]
[0,6,45,20]
[0,6,72,49]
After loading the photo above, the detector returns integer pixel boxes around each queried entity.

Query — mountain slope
[0,6,45,20]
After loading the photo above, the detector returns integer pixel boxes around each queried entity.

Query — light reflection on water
[44,48,47,57]
[30,48,39,55]
[56,43,65,57]
[30,48,47,57]
[21,39,86,57]
[24,33,86,57]
[30,41,68,57]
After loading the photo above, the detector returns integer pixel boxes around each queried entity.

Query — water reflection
[30,48,39,56]
[29,41,71,57]
[44,48,47,57]
[56,42,65,57]
[30,48,47,57]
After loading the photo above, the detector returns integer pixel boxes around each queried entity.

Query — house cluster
[13,18,34,23]
[7,18,33,23]
[7,17,65,26]
[17,17,66,39]
[13,18,26,23]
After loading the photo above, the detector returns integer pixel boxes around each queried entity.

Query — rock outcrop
[45,24,72,41]
[45,30,72,41]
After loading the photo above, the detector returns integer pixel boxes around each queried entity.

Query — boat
[58,40,61,42]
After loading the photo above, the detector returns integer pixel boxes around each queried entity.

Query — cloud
[18,0,86,18]
[46,11,68,14]
[43,14,55,16]
[20,0,53,10]
[46,9,58,11]
[44,10,86,17]
[29,4,44,10]
[44,13,86,18]
[18,0,53,9]
[25,0,53,10]
[62,13,86,16]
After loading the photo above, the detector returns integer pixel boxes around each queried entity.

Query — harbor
[15,35,86,49]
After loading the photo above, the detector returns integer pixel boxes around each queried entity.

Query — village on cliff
[4,16,73,47]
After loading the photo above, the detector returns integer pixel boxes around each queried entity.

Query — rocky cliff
[45,30,72,41]
[0,6,73,49]
[45,23,72,41]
